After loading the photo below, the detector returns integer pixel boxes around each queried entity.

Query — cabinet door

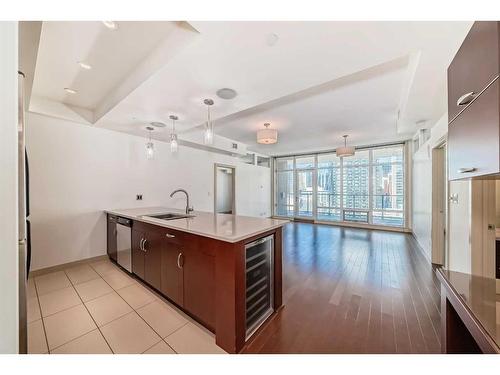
[107,216,117,262]
[448,79,500,180]
[183,238,216,329]
[161,239,184,306]
[132,229,145,280]
[143,230,162,291]
[448,22,499,122]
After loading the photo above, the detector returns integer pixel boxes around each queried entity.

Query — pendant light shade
[257,123,278,144]
[169,115,178,153]
[336,135,355,157]
[145,126,155,160]
[203,99,214,145]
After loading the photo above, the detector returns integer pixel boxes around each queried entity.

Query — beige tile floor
[27,259,226,354]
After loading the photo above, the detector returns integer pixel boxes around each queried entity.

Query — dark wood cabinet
[143,230,162,291]
[106,215,117,262]
[448,22,499,123]
[161,234,184,306]
[131,228,145,279]
[132,223,163,291]
[448,79,500,180]
[183,237,216,329]
[447,21,500,180]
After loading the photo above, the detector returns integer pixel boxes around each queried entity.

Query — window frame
[272,143,406,228]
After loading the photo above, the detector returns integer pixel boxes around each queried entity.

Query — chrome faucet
[170,189,194,215]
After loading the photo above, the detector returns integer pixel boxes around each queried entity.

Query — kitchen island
[105,207,288,353]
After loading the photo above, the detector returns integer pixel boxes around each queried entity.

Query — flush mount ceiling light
[145,126,155,160]
[77,61,92,70]
[257,123,278,144]
[64,87,77,94]
[149,121,166,128]
[336,135,355,157]
[102,21,118,30]
[216,88,237,100]
[169,115,178,153]
[203,98,215,145]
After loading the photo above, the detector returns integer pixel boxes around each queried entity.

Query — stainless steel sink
[143,213,192,220]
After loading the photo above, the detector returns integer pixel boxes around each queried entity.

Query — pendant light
[336,135,355,157]
[145,126,154,160]
[257,123,278,144]
[203,98,214,145]
[169,115,178,153]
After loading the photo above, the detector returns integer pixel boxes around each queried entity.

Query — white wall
[412,114,448,260]
[0,21,19,353]
[26,112,271,271]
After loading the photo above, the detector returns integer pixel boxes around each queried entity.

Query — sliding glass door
[273,144,406,228]
[295,156,315,218]
[316,153,341,221]
[275,158,295,217]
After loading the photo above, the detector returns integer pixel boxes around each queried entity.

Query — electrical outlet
[136,194,143,201]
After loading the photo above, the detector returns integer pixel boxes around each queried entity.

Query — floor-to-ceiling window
[273,144,406,228]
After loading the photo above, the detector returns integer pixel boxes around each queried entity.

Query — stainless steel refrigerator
[18,71,30,354]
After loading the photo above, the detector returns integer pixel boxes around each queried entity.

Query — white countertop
[105,207,289,243]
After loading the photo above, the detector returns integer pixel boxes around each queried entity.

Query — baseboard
[314,220,411,233]
[271,216,410,233]
[411,232,432,264]
[29,254,108,278]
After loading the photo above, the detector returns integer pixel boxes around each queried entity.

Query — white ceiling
[29,21,472,156]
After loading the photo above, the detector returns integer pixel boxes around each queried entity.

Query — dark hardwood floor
[243,222,441,354]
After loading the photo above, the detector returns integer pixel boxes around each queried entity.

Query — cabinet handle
[458,167,476,174]
[177,253,183,269]
[166,233,176,238]
[142,239,148,252]
[456,91,476,106]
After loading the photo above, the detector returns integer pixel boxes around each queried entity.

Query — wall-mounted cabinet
[448,22,500,181]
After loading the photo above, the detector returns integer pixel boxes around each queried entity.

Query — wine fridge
[245,234,274,340]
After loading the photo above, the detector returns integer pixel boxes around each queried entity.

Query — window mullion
[368,149,373,224]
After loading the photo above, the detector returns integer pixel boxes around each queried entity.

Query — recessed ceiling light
[266,33,279,47]
[64,88,77,94]
[216,88,237,100]
[77,61,92,70]
[102,21,118,30]
[150,121,166,128]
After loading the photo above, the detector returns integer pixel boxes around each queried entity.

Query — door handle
[166,233,175,238]
[458,167,476,174]
[139,238,144,251]
[456,91,476,106]
[142,239,148,252]
[177,253,183,269]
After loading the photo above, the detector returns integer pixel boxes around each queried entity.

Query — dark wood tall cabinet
[106,215,117,262]
[448,21,500,180]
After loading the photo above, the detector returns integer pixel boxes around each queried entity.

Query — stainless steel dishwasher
[245,234,274,340]
[116,217,132,273]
